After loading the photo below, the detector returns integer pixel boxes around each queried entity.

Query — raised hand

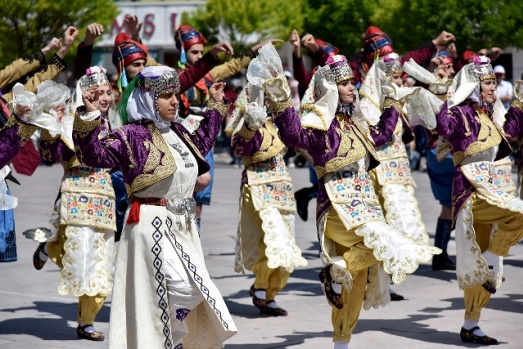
[447,43,458,59]
[209,82,226,103]
[57,26,79,59]
[41,37,61,55]
[490,47,502,62]
[432,31,455,46]
[14,104,32,118]
[289,29,301,58]
[125,15,142,42]
[251,39,284,53]
[209,41,234,59]
[82,87,100,112]
[84,23,104,46]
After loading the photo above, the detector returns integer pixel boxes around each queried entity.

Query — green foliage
[182,0,304,52]
[182,0,523,59]
[0,0,119,67]
[377,0,523,53]
[302,0,381,57]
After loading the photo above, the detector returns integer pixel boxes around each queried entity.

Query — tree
[378,0,523,53]
[181,0,304,52]
[302,0,383,57]
[0,0,118,67]
[182,0,523,61]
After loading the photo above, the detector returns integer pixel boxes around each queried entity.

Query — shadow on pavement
[0,301,110,340]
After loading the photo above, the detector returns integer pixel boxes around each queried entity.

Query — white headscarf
[125,66,180,129]
[448,55,506,128]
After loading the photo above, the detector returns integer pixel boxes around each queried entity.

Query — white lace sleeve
[10,81,71,134]
[246,42,283,87]
[401,87,442,129]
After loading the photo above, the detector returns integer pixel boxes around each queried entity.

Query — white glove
[244,102,268,130]
[263,74,291,102]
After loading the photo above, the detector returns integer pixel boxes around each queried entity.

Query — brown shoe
[249,285,288,316]
[460,326,498,345]
[33,243,48,270]
[77,324,105,341]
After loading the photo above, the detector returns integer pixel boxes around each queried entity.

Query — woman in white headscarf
[434,55,523,345]
[226,83,307,317]
[27,67,116,341]
[72,66,237,349]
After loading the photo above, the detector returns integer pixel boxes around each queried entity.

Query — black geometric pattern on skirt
[165,217,230,330]
[151,216,173,349]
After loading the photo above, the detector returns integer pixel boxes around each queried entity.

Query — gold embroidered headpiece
[137,68,180,96]
[377,53,402,76]
[325,55,354,83]
[79,66,110,89]
[470,55,495,81]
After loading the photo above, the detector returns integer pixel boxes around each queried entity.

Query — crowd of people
[1,14,522,349]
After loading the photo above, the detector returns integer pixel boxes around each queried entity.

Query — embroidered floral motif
[374,158,414,186]
[324,168,384,228]
[60,167,116,230]
[247,154,292,185]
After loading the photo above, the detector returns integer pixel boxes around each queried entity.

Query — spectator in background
[494,65,513,109]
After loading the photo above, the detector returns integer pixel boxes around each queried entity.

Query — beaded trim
[469,63,495,81]
[137,70,180,95]
[49,54,66,71]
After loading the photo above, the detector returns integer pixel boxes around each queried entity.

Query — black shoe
[482,280,496,294]
[432,253,456,271]
[460,326,498,345]
[390,292,405,301]
[33,242,48,270]
[294,189,311,221]
[318,265,343,309]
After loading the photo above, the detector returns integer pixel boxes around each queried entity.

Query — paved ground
[1,156,522,348]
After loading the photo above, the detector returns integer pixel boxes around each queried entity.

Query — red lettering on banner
[111,17,126,36]
[171,13,178,33]
[143,13,155,36]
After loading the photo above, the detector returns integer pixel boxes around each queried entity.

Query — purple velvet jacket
[231,120,289,187]
[0,114,37,168]
[435,100,523,223]
[273,101,400,222]
[72,101,228,196]
[39,129,77,171]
